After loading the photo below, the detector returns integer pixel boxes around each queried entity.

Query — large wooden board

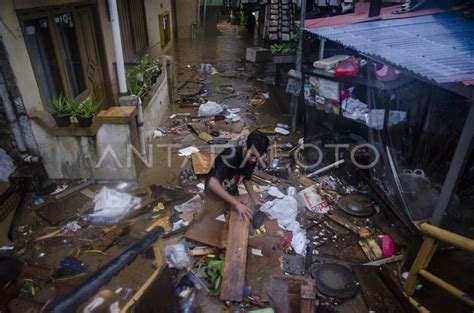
[184,205,227,248]
[220,197,250,301]
[353,265,405,313]
[36,192,92,225]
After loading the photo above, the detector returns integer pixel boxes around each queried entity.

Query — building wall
[31,120,139,180]
[0,0,44,112]
[142,62,169,141]
[145,0,174,58]
[176,0,198,39]
[0,0,175,112]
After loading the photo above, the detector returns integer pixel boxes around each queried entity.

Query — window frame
[117,0,149,63]
[18,7,91,109]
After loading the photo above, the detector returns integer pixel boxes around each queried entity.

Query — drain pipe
[108,0,127,94]
[44,228,164,313]
[0,77,39,163]
[136,97,146,157]
[109,0,147,159]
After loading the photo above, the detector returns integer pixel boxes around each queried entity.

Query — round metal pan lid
[312,263,358,299]
[337,194,375,217]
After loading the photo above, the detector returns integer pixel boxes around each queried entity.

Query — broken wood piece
[94,224,129,251]
[54,179,94,200]
[34,229,71,242]
[23,264,52,281]
[192,152,216,175]
[300,285,316,313]
[184,205,227,248]
[358,239,383,261]
[220,197,250,302]
[297,175,315,188]
[353,265,408,313]
[36,193,93,226]
[146,213,172,233]
[190,246,216,256]
[153,239,166,269]
[80,188,97,199]
[120,266,178,313]
[364,254,403,266]
[359,227,371,238]
[326,213,359,234]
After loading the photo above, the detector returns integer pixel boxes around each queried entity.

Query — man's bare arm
[208,177,254,221]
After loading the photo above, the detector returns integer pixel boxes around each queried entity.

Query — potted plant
[73,95,99,128]
[50,94,73,127]
[147,57,162,84]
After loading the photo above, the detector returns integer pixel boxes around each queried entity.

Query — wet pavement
[139,22,296,188]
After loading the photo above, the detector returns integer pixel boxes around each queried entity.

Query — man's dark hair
[0,256,23,287]
[246,131,269,155]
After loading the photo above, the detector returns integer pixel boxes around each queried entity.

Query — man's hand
[234,202,254,222]
[252,198,262,208]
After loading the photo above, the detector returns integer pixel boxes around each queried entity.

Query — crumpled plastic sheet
[174,194,203,213]
[198,101,223,117]
[165,243,192,269]
[260,188,307,255]
[90,187,141,218]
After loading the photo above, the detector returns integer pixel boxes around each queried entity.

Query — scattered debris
[178,146,200,157]
[165,243,192,269]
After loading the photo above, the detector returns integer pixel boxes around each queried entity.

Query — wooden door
[75,7,106,105]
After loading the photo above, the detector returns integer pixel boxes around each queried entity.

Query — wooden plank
[300,285,316,313]
[94,224,129,251]
[146,213,172,233]
[23,264,52,281]
[36,193,93,225]
[190,246,216,256]
[358,239,384,261]
[262,275,313,312]
[192,152,215,175]
[353,265,405,313]
[377,267,417,313]
[220,197,250,301]
[184,206,227,249]
[153,239,165,267]
[326,213,359,234]
[120,266,179,313]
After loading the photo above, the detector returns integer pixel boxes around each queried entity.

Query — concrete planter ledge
[29,106,137,137]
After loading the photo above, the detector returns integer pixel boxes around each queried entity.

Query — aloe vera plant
[50,94,72,117]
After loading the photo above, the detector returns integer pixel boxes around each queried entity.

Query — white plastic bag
[260,195,298,229]
[165,243,192,269]
[260,188,307,255]
[174,194,203,212]
[91,187,141,218]
[198,101,223,117]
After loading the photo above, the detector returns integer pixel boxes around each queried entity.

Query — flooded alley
[1,1,473,313]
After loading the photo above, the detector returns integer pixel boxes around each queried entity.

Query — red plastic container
[382,235,395,257]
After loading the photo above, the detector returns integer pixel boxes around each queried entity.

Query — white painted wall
[145,0,174,57]
[142,66,169,142]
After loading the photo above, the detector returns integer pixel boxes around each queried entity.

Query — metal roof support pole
[291,0,307,132]
[431,102,474,226]
[318,38,326,60]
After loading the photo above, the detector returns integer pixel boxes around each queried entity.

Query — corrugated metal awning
[305,14,474,85]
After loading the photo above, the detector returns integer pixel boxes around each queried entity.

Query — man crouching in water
[204,131,269,221]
